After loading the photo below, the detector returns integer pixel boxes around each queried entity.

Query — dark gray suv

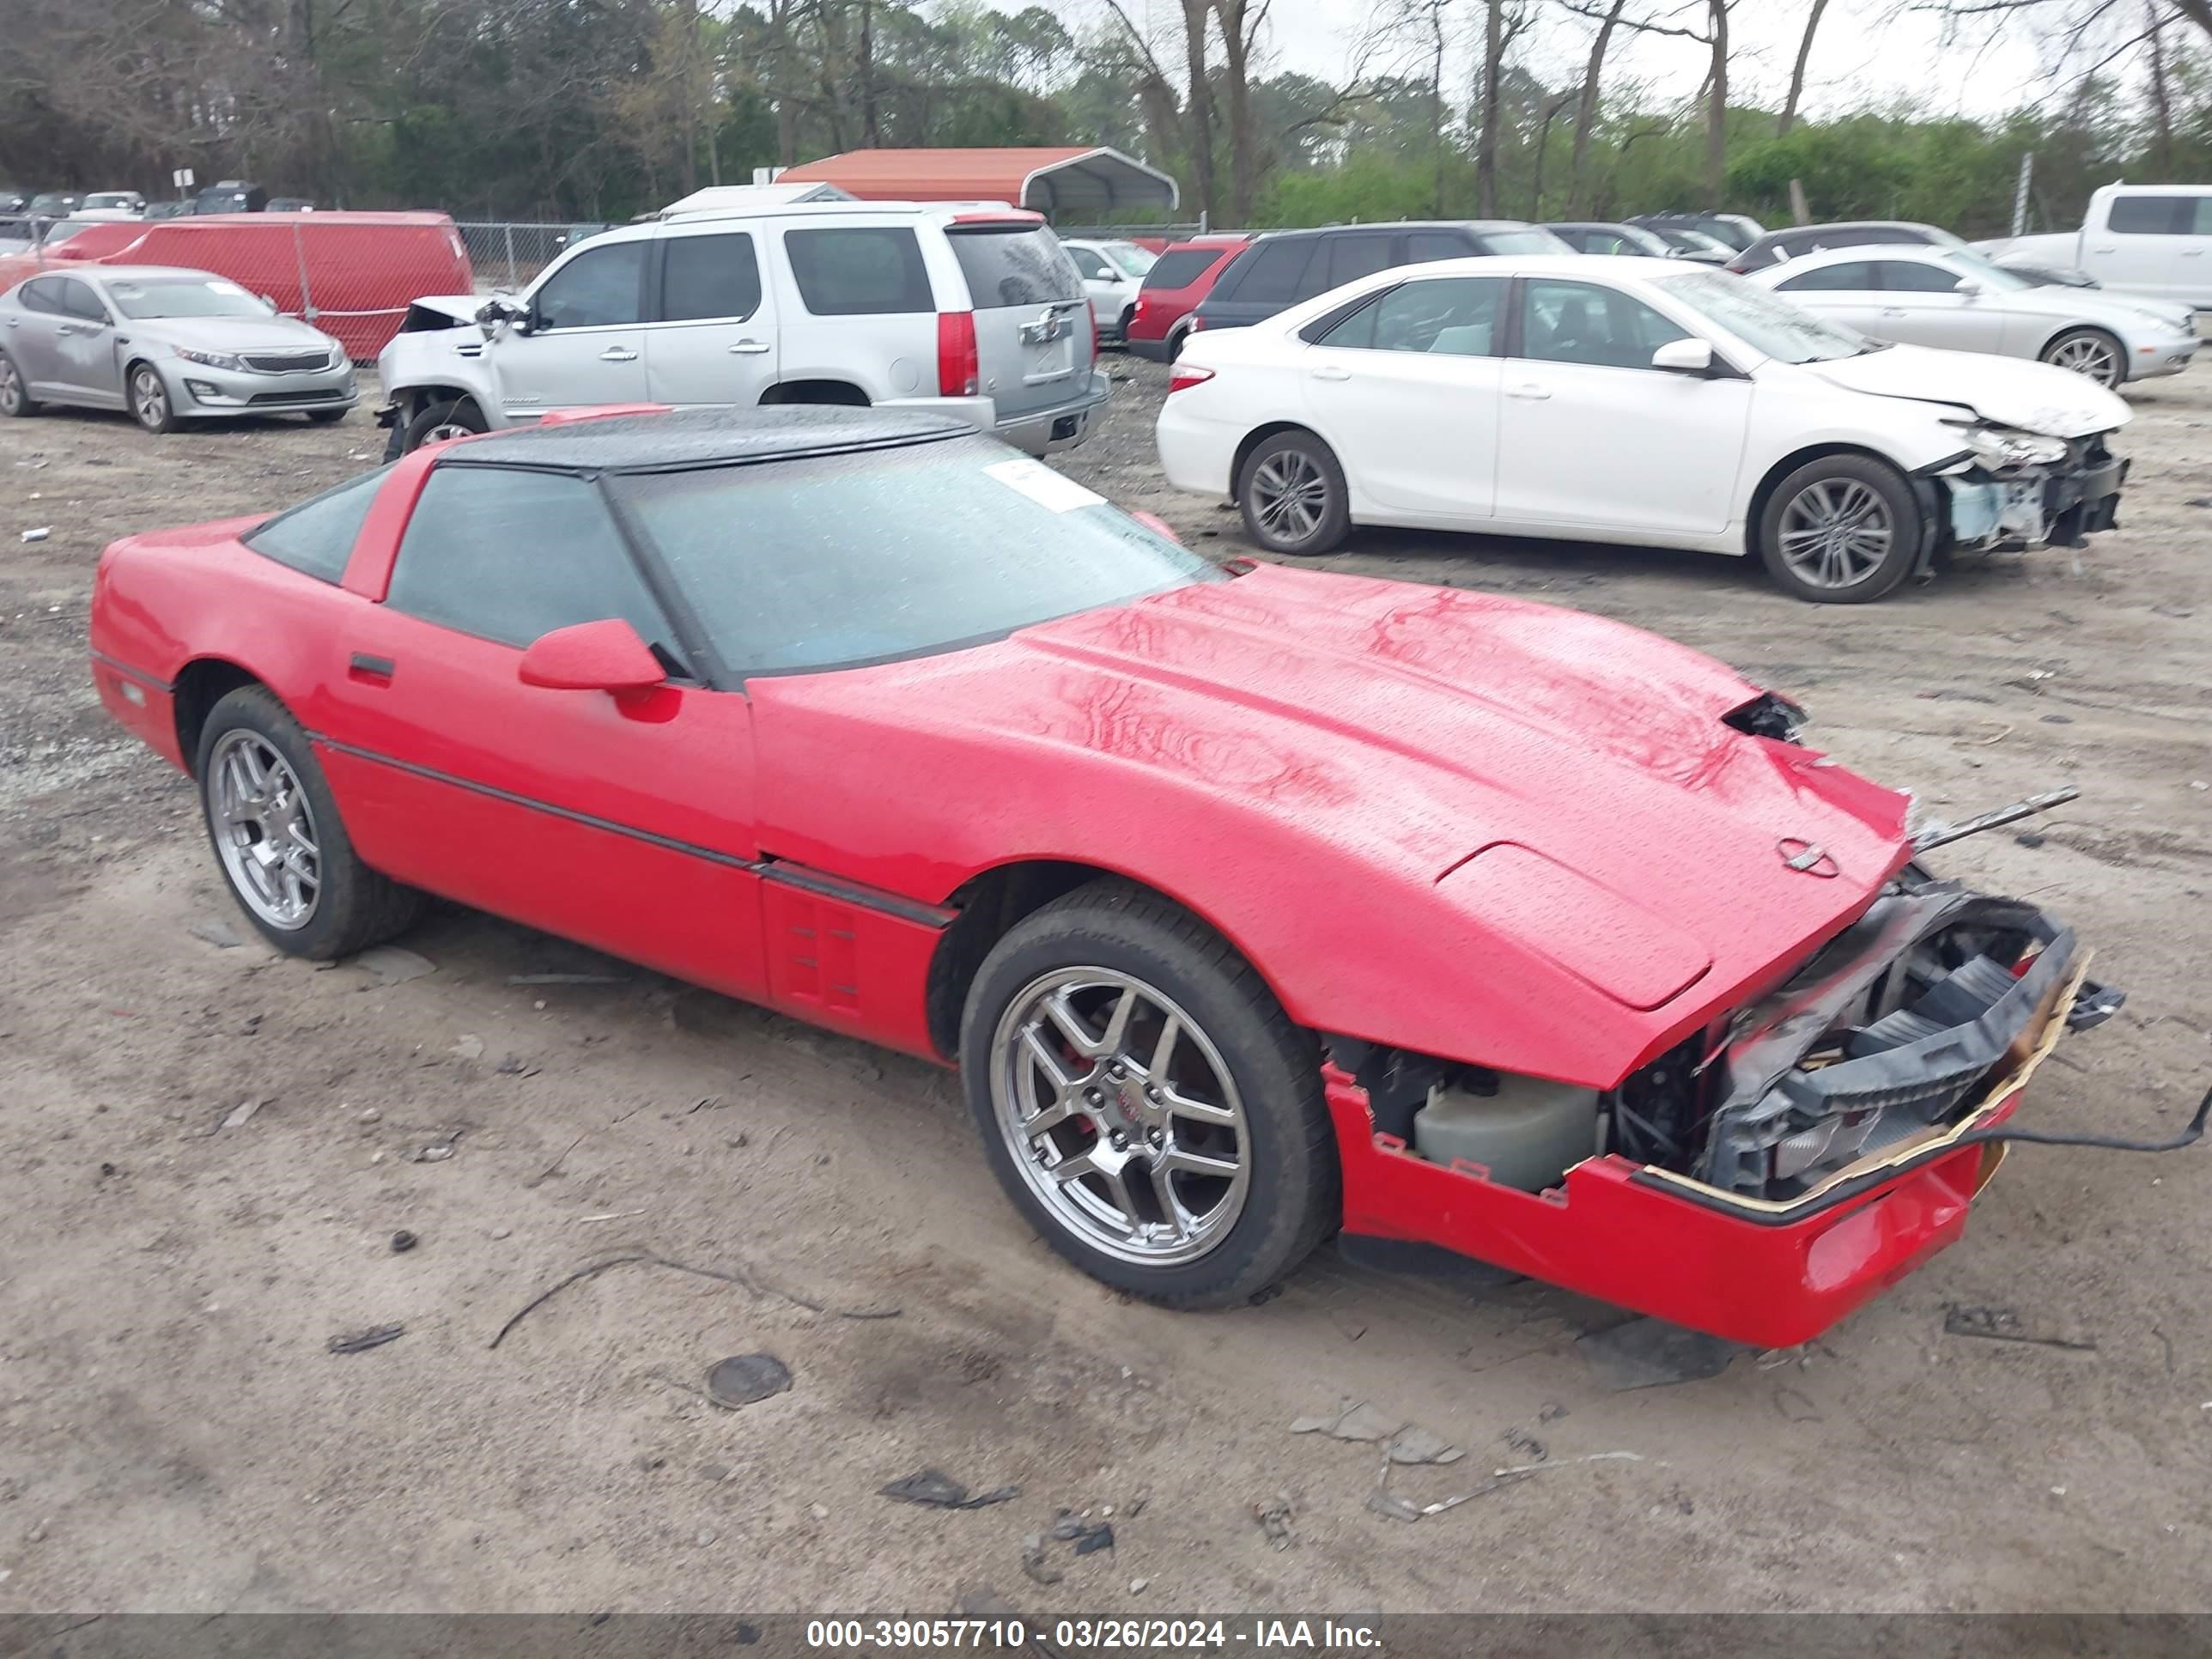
[1188,221,1571,337]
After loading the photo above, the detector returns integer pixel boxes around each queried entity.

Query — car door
[51,276,125,404]
[1319,232,1403,295]
[1860,258,2010,353]
[489,236,651,420]
[643,227,780,408]
[1300,274,1507,520]
[1492,276,1753,537]
[318,460,768,999]
[5,277,72,394]
[2092,194,2202,303]
[1063,243,1124,333]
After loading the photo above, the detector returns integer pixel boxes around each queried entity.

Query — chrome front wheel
[131,366,175,433]
[207,729,321,930]
[991,967,1250,1267]
[2043,329,2123,389]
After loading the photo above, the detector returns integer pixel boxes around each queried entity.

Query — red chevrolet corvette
[90,406,2140,1346]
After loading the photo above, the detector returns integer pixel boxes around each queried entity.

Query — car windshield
[1936,248,2035,292]
[1656,268,1874,362]
[84,194,136,210]
[1103,241,1158,277]
[614,438,1228,675]
[103,277,271,319]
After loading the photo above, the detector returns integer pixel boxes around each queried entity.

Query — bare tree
[1211,0,1273,222]
[1778,0,1828,137]
[1563,0,1629,215]
[1474,0,1505,216]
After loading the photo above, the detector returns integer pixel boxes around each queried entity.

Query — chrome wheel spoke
[990,965,1251,1267]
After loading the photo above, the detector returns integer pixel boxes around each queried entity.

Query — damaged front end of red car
[1325,860,2142,1350]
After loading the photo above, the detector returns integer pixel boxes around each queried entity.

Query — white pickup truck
[1977,183,2211,313]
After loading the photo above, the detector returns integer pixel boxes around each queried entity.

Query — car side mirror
[1954,279,1982,299]
[518,619,665,694]
[1650,338,1716,375]
[477,296,529,338]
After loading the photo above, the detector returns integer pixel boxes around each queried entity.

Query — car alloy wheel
[1777,478,1894,592]
[422,420,472,442]
[990,966,1249,1267]
[2043,330,2122,389]
[0,355,22,415]
[207,729,322,929]
[131,368,171,431]
[1249,451,1329,546]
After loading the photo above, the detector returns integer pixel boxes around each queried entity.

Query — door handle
[2180,249,2205,258]
[1505,382,1551,400]
[598,346,638,362]
[2091,246,2116,255]
[726,339,770,355]
[1310,366,1351,382]
[348,653,395,685]
[1881,307,1908,318]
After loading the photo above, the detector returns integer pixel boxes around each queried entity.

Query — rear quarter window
[785,227,933,315]
[947,226,1083,308]
[243,466,390,585]
[1143,248,1226,289]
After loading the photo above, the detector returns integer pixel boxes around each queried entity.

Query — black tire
[1755,453,1922,605]
[959,878,1339,1309]
[1166,325,1190,362]
[0,349,38,416]
[398,396,485,454]
[1236,428,1351,556]
[2039,326,2126,390]
[307,407,349,424]
[195,685,425,959]
[1116,305,1135,344]
[128,362,179,434]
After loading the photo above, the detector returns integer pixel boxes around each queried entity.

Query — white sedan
[1155,256,2132,603]
[1746,243,2198,390]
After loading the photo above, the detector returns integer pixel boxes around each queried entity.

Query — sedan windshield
[1936,248,2035,293]
[104,277,271,319]
[1476,229,1574,255]
[1103,241,1158,277]
[615,438,1226,675]
[1656,268,1872,363]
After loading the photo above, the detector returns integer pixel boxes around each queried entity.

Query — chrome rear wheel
[207,729,321,930]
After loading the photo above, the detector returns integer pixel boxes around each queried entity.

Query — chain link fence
[0,212,479,362]
[0,210,1237,361]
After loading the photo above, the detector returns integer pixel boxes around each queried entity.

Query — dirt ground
[2,354,2208,1620]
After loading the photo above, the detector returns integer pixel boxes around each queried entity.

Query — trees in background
[0,0,2206,229]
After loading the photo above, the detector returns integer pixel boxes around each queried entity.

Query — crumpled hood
[404,294,484,325]
[754,566,1915,1016]
[1805,342,2131,437]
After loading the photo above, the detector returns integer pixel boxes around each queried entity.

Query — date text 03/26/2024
[803,1619,1384,1650]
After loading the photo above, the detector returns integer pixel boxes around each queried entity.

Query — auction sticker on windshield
[984,457,1105,514]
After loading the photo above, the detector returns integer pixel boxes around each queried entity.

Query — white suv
[376,200,1109,457]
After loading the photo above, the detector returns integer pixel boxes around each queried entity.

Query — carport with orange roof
[772,147,1180,218]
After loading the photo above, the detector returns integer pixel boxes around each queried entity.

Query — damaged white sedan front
[1155,256,2130,604]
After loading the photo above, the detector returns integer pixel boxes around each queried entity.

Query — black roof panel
[445,405,972,473]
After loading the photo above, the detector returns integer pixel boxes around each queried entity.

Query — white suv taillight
[1167,364,1215,394]
[938,312,980,397]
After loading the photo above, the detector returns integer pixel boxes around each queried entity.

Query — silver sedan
[1747,243,2198,390]
[0,264,356,433]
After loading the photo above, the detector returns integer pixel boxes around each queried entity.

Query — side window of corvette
[244,466,391,584]
[385,464,682,665]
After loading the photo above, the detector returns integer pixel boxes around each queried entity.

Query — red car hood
[755,567,1913,1058]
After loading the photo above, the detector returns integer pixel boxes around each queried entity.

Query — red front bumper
[1328,1066,2020,1349]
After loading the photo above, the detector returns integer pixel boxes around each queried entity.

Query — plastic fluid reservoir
[1411,1075,1603,1192]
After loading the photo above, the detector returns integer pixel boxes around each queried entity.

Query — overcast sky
[1068,0,2075,119]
